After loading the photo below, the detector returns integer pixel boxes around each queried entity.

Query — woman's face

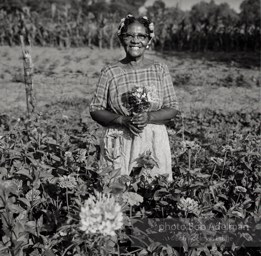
[121,22,149,60]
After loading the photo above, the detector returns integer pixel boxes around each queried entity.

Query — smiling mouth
[130,46,140,50]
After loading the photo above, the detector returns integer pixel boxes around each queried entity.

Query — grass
[0,46,260,119]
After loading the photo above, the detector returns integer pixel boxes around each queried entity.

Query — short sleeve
[162,64,179,110]
[89,67,110,112]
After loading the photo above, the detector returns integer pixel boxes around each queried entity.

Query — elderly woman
[89,14,179,182]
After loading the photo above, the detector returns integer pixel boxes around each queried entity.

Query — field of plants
[0,46,260,256]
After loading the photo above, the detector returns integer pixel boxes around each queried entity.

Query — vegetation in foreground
[0,101,260,255]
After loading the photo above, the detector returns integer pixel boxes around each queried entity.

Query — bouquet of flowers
[128,86,150,115]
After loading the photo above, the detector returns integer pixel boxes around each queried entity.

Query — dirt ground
[0,46,260,118]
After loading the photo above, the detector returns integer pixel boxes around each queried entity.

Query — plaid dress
[90,61,179,181]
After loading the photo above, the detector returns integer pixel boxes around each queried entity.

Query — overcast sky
[145,0,243,12]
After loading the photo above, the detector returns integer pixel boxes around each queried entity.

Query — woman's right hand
[90,110,144,136]
[121,116,143,136]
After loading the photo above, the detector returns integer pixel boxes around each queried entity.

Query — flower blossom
[234,186,247,193]
[177,197,200,215]
[79,191,123,237]
[136,87,143,93]
[76,149,87,163]
[210,157,224,166]
[2,180,15,190]
[181,140,200,151]
[221,145,234,152]
[25,189,41,201]
[58,175,77,189]
[117,14,133,36]
[129,86,150,114]
[12,179,23,190]
[65,151,73,159]
[149,23,154,31]
[122,192,143,206]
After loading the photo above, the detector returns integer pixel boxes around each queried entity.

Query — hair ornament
[117,14,134,36]
[150,32,155,38]
[117,14,155,39]
[149,22,154,32]
[117,18,126,35]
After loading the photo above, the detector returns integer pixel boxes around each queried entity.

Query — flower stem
[161,207,164,218]
[117,242,120,256]
[188,149,191,170]
[66,187,70,214]
[210,165,216,182]
[181,113,185,142]
[130,206,132,218]
[221,151,227,179]
[62,244,74,256]
[235,193,241,204]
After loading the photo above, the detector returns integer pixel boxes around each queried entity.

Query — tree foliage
[0,0,259,51]
[190,0,238,26]
[240,0,260,26]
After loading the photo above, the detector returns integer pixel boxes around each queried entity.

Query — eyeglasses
[122,33,149,41]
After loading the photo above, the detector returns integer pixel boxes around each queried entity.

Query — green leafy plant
[0,108,260,255]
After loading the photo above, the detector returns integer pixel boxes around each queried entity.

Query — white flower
[118,14,133,35]
[59,231,67,237]
[149,22,154,31]
[76,149,87,163]
[136,92,142,98]
[147,92,152,101]
[31,128,38,134]
[25,189,41,201]
[118,18,126,35]
[177,197,200,215]
[79,191,123,237]
[222,145,234,152]
[136,87,143,93]
[12,179,23,190]
[210,157,224,166]
[2,180,15,190]
[129,86,150,114]
[62,115,69,120]
[150,32,155,38]
[65,151,73,158]
[181,140,200,150]
[234,186,247,193]
[122,192,143,206]
[58,175,77,189]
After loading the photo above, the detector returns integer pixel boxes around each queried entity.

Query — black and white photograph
[0,0,260,255]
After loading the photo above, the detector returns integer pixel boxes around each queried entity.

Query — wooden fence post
[20,35,35,118]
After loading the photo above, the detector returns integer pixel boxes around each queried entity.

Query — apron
[99,123,173,182]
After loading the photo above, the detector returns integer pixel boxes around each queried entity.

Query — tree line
[0,0,260,51]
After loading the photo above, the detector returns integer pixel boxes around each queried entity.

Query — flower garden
[0,103,260,255]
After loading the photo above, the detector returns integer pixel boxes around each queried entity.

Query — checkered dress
[90,61,179,181]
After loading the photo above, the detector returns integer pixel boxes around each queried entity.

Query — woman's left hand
[131,112,150,129]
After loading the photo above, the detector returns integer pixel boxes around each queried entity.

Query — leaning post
[20,35,35,118]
